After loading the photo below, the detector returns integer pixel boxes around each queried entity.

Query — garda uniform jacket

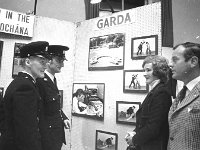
[36,73,68,150]
[132,82,172,150]
[168,81,200,150]
[0,72,42,150]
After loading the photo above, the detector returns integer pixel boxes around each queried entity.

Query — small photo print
[96,130,118,150]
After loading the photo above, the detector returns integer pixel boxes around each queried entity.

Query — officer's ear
[25,58,31,66]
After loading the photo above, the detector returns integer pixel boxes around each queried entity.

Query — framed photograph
[116,101,141,125]
[12,43,26,78]
[96,130,118,150]
[88,33,125,71]
[72,83,105,120]
[0,87,4,98]
[123,70,149,93]
[131,35,158,60]
[59,90,63,108]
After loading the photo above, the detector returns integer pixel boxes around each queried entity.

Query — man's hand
[125,131,136,146]
[64,119,70,129]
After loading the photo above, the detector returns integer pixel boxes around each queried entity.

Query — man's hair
[142,55,170,83]
[173,42,200,66]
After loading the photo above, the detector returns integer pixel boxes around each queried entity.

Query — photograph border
[116,101,141,125]
[0,87,4,98]
[88,33,125,71]
[95,130,118,150]
[59,90,63,109]
[72,83,105,121]
[12,43,26,78]
[123,70,149,93]
[131,35,158,60]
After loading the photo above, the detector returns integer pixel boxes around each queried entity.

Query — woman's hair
[73,89,85,97]
[142,55,170,83]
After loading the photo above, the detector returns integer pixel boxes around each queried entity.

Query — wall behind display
[72,2,161,150]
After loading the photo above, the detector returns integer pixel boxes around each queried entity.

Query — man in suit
[36,45,70,150]
[0,41,49,150]
[168,42,200,150]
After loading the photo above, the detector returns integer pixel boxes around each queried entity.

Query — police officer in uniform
[0,41,49,150]
[36,45,70,150]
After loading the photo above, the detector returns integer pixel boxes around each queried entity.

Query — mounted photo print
[131,35,158,60]
[59,90,63,108]
[96,130,118,150]
[72,83,105,120]
[88,33,125,71]
[12,43,26,78]
[116,101,141,125]
[123,70,149,93]
[0,87,4,98]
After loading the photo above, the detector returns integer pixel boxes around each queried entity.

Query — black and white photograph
[131,35,158,60]
[12,43,26,78]
[88,33,125,71]
[116,101,141,125]
[59,90,63,108]
[123,70,149,93]
[96,130,118,150]
[72,83,105,120]
[0,87,4,98]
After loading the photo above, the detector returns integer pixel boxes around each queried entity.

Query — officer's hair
[20,58,26,68]
[142,55,170,83]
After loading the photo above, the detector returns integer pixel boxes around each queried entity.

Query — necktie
[178,85,187,103]
[53,77,57,87]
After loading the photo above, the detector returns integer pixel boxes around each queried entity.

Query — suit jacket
[132,82,172,150]
[168,81,200,150]
[0,72,42,150]
[36,73,68,150]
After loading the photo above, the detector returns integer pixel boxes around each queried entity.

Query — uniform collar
[45,70,55,83]
[21,71,36,82]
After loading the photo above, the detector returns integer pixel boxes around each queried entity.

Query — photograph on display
[88,33,125,71]
[0,41,3,70]
[59,90,63,108]
[96,130,118,150]
[131,35,158,60]
[123,70,149,93]
[12,43,26,78]
[72,83,105,120]
[116,101,141,125]
[0,87,4,98]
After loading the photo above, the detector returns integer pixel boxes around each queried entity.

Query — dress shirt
[185,76,200,97]
[45,70,55,83]
[149,79,160,91]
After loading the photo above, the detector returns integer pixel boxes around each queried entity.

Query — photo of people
[131,35,158,60]
[96,130,118,150]
[72,83,105,120]
[116,101,141,125]
[123,70,148,93]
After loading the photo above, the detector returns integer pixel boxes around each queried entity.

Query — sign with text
[94,11,136,30]
[0,8,35,37]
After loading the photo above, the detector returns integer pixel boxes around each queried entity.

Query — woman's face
[143,63,158,85]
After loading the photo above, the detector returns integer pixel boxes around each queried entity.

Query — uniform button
[53,98,55,101]
[170,137,174,141]
[49,126,51,128]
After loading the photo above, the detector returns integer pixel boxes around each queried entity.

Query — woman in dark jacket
[125,55,172,150]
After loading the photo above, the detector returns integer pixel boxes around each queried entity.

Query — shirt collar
[186,76,200,91]
[149,79,160,91]
[45,70,55,82]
